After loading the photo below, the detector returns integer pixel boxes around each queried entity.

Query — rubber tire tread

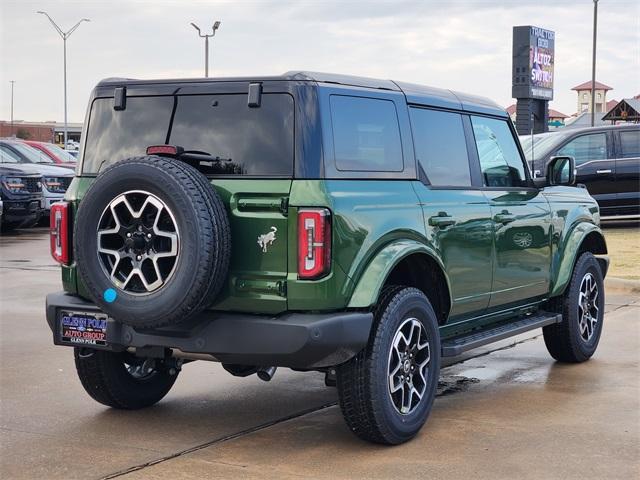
[168,157,231,314]
[543,252,604,363]
[337,286,440,444]
[74,156,230,328]
[74,348,178,409]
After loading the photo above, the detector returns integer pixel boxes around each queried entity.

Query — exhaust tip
[257,366,277,382]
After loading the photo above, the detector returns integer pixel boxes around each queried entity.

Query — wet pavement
[1,229,639,479]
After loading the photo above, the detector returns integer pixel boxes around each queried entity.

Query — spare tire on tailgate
[74,156,230,328]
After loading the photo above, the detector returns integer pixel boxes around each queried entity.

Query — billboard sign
[512,26,555,100]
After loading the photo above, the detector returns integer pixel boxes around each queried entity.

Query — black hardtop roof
[561,123,640,134]
[528,123,640,139]
[97,71,507,118]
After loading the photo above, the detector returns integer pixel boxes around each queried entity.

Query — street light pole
[9,81,15,137]
[590,0,599,127]
[37,11,90,147]
[190,21,221,77]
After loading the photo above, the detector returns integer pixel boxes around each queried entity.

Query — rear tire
[336,286,441,445]
[543,252,605,362]
[74,348,178,409]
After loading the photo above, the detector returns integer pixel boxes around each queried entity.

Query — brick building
[0,120,82,145]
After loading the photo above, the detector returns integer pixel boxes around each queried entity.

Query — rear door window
[557,133,607,165]
[410,108,471,186]
[330,95,403,172]
[618,130,640,158]
[82,93,294,176]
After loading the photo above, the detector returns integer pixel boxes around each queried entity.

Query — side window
[0,145,21,163]
[409,108,471,186]
[330,95,403,172]
[619,130,640,159]
[471,116,528,188]
[557,133,607,165]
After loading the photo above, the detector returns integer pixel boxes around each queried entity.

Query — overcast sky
[1,0,638,123]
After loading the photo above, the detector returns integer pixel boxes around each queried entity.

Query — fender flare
[549,222,608,297]
[347,239,451,308]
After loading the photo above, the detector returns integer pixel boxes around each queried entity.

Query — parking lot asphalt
[1,228,639,480]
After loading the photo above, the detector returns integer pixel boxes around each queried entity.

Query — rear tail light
[50,202,70,264]
[298,208,331,280]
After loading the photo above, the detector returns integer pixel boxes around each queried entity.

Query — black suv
[521,125,640,219]
[0,164,43,231]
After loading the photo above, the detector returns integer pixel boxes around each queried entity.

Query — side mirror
[545,155,576,186]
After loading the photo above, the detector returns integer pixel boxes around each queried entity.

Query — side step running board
[441,312,562,357]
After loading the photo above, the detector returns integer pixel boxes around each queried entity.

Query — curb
[605,277,640,294]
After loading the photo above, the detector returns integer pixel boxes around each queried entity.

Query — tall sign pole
[190,21,221,77]
[512,25,555,136]
[37,11,90,147]
[590,0,599,127]
[9,80,15,137]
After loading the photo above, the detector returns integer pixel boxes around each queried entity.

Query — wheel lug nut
[126,232,132,238]
[137,255,142,261]
[147,233,152,238]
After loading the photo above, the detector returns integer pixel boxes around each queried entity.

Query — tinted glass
[170,94,294,176]
[330,95,403,172]
[471,116,528,187]
[8,142,52,164]
[0,145,21,163]
[520,131,574,161]
[557,133,607,165]
[619,130,640,158]
[46,143,78,163]
[83,94,294,176]
[410,108,470,186]
[83,96,172,173]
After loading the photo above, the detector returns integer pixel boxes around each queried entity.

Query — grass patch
[602,224,640,280]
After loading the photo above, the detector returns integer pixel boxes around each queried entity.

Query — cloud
[1,0,638,122]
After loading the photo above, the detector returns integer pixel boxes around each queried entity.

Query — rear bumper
[45,292,373,369]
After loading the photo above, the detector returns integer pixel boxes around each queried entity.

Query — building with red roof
[572,80,613,115]
[505,104,568,127]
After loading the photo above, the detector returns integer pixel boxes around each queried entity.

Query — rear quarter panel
[287,179,427,310]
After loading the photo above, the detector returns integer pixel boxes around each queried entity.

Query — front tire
[74,348,178,409]
[336,286,441,445]
[543,252,605,362]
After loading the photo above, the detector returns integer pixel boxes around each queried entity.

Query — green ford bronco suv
[46,72,608,445]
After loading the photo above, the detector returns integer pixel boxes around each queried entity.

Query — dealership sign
[512,26,555,101]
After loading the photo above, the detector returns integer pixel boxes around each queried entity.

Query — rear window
[82,93,294,176]
[619,130,640,158]
[330,95,403,172]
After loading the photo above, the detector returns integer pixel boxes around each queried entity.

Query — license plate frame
[58,310,109,347]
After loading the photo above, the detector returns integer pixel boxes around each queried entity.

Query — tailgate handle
[238,198,283,209]
[237,197,289,215]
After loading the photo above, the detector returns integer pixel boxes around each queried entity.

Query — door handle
[596,169,612,174]
[494,213,516,224]
[429,213,456,228]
